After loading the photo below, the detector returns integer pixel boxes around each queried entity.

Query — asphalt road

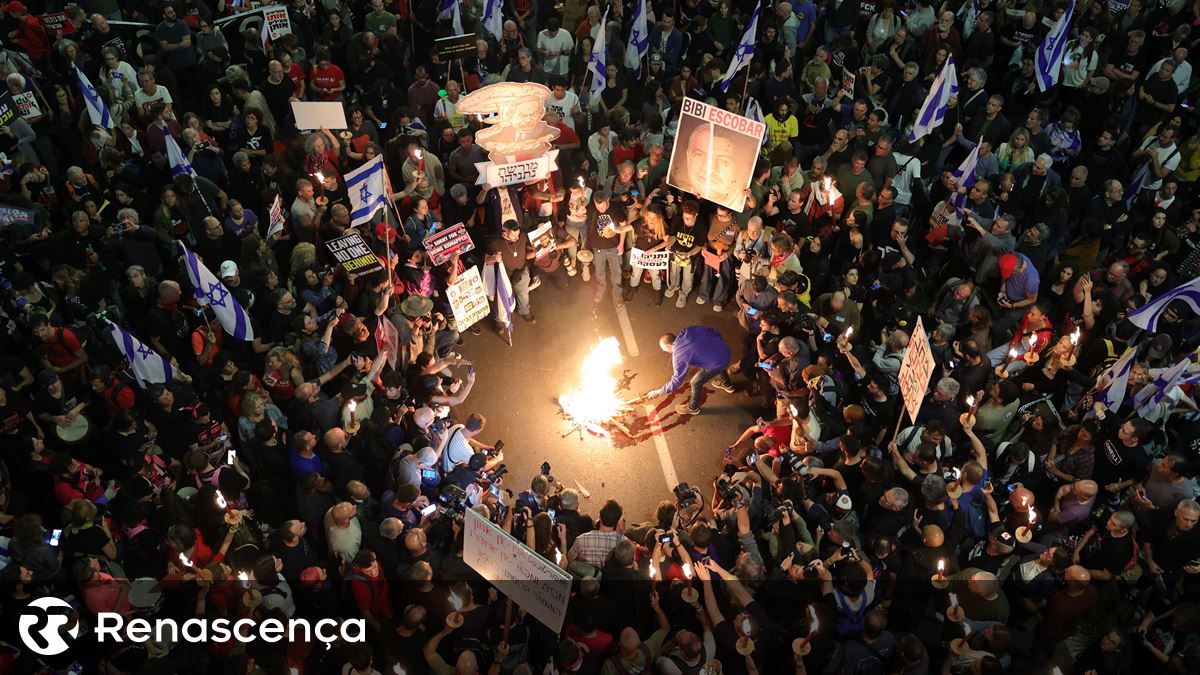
[452,271,758,522]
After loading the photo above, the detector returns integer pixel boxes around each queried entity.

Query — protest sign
[667,97,765,212]
[423,222,475,266]
[528,222,557,259]
[263,5,292,38]
[842,70,856,97]
[266,194,285,239]
[325,231,383,278]
[897,316,936,425]
[474,149,559,188]
[40,12,77,34]
[11,92,39,122]
[446,266,490,331]
[291,101,347,130]
[0,92,18,127]
[436,34,476,59]
[630,247,670,270]
[464,508,572,633]
[0,202,37,231]
[701,249,728,271]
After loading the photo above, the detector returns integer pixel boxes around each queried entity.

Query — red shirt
[349,568,392,620]
[611,142,645,169]
[286,62,306,97]
[39,328,84,371]
[310,64,345,102]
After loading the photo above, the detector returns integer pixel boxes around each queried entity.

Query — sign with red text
[667,97,765,212]
[897,316,937,424]
[463,507,571,633]
[40,13,77,34]
[11,92,40,121]
[423,222,475,266]
[445,266,490,331]
[263,5,292,39]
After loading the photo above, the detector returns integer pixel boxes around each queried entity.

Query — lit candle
[415,148,426,173]
[682,562,693,580]
[237,571,249,589]
[347,399,357,425]
[314,172,325,185]
[1016,509,1038,543]
[966,395,978,418]
[842,326,854,341]
[179,552,193,568]
[554,548,562,566]
[823,176,834,210]
[647,561,656,578]
[290,667,299,675]
[741,617,752,636]
[215,490,228,510]
[1067,328,1081,358]
[938,559,945,575]
[394,666,406,675]
[447,592,465,627]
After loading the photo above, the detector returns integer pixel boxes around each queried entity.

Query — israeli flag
[165,133,197,179]
[958,0,980,40]
[345,155,389,227]
[950,140,981,210]
[588,9,609,103]
[1132,357,1190,411]
[181,243,255,341]
[1127,275,1200,332]
[720,6,760,92]
[107,321,174,386]
[74,64,113,129]
[438,0,464,36]
[1035,0,1075,91]
[745,97,767,146]
[908,54,959,142]
[484,262,516,330]
[1124,161,1149,207]
[481,0,503,41]
[1094,347,1135,411]
[625,0,650,76]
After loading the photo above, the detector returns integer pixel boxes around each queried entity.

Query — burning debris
[558,338,639,440]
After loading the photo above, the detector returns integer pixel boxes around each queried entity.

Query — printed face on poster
[446,266,491,331]
[527,222,557,259]
[667,97,766,213]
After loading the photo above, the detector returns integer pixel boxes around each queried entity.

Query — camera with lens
[540,461,552,477]
[716,478,740,502]
[482,463,508,485]
[796,313,817,334]
[785,451,810,476]
[673,483,698,509]
[437,484,468,514]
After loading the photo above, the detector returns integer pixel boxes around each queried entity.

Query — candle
[1016,509,1038,543]
[932,557,948,588]
[843,326,854,341]
[741,617,752,636]
[938,559,945,574]
[966,395,978,418]
[179,552,193,568]
[949,592,959,609]
[577,176,585,189]
[647,561,656,578]
[415,148,426,173]
[394,666,406,675]
[347,399,358,425]
[447,592,465,627]
[554,548,562,566]
[1067,328,1081,358]
[682,562,693,580]
[215,490,228,510]
[314,172,325,184]
[823,176,834,210]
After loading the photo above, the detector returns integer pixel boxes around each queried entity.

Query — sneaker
[696,297,707,305]
[665,288,676,298]
[676,295,686,308]
[522,313,537,325]
[613,295,625,308]
[674,403,701,416]
[468,324,483,336]
[713,304,723,312]
[711,380,735,394]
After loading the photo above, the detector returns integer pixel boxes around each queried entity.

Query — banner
[11,92,39,121]
[446,266,490,331]
[463,507,572,633]
[474,149,559,188]
[897,317,936,424]
[266,194,285,239]
[326,231,384,278]
[0,202,37,231]
[263,5,291,39]
[667,97,765,212]
[424,222,475,265]
[630,247,669,270]
[39,12,77,34]
[436,34,476,59]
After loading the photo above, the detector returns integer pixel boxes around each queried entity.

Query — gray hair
[1036,153,1054,167]
[968,68,987,86]
[117,207,139,223]
[904,62,919,73]
[887,487,910,509]
[380,517,404,539]
[1112,510,1136,530]
[935,377,960,399]
[921,474,948,503]
[1178,499,1200,514]
[779,336,801,353]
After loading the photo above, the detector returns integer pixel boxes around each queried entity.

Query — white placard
[474,149,559,188]
[263,5,291,39]
[290,101,347,130]
[463,508,572,633]
[897,316,937,424]
[12,91,40,121]
[446,266,490,331]
[629,247,669,270]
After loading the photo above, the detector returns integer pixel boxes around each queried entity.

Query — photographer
[394,294,459,364]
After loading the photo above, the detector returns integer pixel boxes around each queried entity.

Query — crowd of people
[0,0,1199,674]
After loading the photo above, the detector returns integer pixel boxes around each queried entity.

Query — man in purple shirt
[644,326,734,415]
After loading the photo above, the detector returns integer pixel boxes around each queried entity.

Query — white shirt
[536,29,574,76]
[544,89,580,129]
[891,152,921,206]
[1140,137,1181,191]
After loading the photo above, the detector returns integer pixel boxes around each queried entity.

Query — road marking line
[615,303,639,357]
[643,403,678,488]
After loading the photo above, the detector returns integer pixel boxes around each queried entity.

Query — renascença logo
[18,597,79,656]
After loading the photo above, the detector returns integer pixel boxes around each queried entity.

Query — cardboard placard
[423,222,475,266]
[290,101,348,130]
[630,247,669,270]
[667,97,765,212]
[266,194,285,239]
[0,202,37,231]
[897,316,937,424]
[701,248,728,271]
[474,149,559,188]
[527,222,557,259]
[12,92,40,121]
[463,507,572,633]
[445,266,490,331]
[325,231,384,278]
[0,92,18,127]
[263,5,292,39]
[39,12,77,34]
[842,70,856,97]
[436,33,476,59]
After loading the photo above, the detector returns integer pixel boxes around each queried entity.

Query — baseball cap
[835,494,853,511]
[375,221,399,243]
[3,2,26,13]
[993,528,1016,554]
[1149,333,1173,359]
[650,53,663,65]
[998,253,1019,279]
[218,260,239,279]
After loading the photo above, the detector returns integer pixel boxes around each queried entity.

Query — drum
[128,578,164,616]
[576,249,594,264]
[55,415,90,444]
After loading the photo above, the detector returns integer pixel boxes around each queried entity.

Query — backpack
[833,587,868,639]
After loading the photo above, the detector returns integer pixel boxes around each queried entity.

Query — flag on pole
[344,155,389,227]
[438,0,464,35]
[949,140,981,209]
[587,8,609,103]
[1124,161,1149,208]
[1132,357,1191,410]
[1126,275,1200,332]
[107,321,174,386]
[745,97,767,146]
[719,6,760,92]
[1034,0,1076,91]
[181,243,255,341]
[625,0,650,76]
[908,54,958,142]
[958,0,981,39]
[165,134,197,179]
[73,64,113,129]
[266,194,285,239]
[483,262,516,331]
[1094,347,1136,410]
[481,0,503,41]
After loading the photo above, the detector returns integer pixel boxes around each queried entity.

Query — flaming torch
[558,338,634,439]
[446,592,465,628]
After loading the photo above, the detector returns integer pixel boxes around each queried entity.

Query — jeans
[667,260,696,298]
[629,264,663,290]
[698,256,736,306]
[592,247,623,302]
[564,222,583,265]
[690,366,727,409]
[434,328,460,358]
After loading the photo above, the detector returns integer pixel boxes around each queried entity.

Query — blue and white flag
[107,321,174,386]
[74,64,113,129]
[745,97,767,146]
[481,0,503,41]
[625,0,650,76]
[344,155,389,227]
[181,243,255,341]
[1035,0,1075,91]
[484,262,516,330]
[0,153,12,178]
[438,0,464,36]
[1127,275,1200,332]
[1124,161,1149,207]
[1095,347,1135,410]
[908,54,958,142]
[588,8,609,103]
[958,0,981,39]
[950,140,981,210]
[1133,357,1190,410]
[720,6,760,92]
[165,133,197,179]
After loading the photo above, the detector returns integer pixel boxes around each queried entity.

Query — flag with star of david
[181,243,255,341]
[719,6,760,92]
[345,155,389,227]
[107,320,174,386]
